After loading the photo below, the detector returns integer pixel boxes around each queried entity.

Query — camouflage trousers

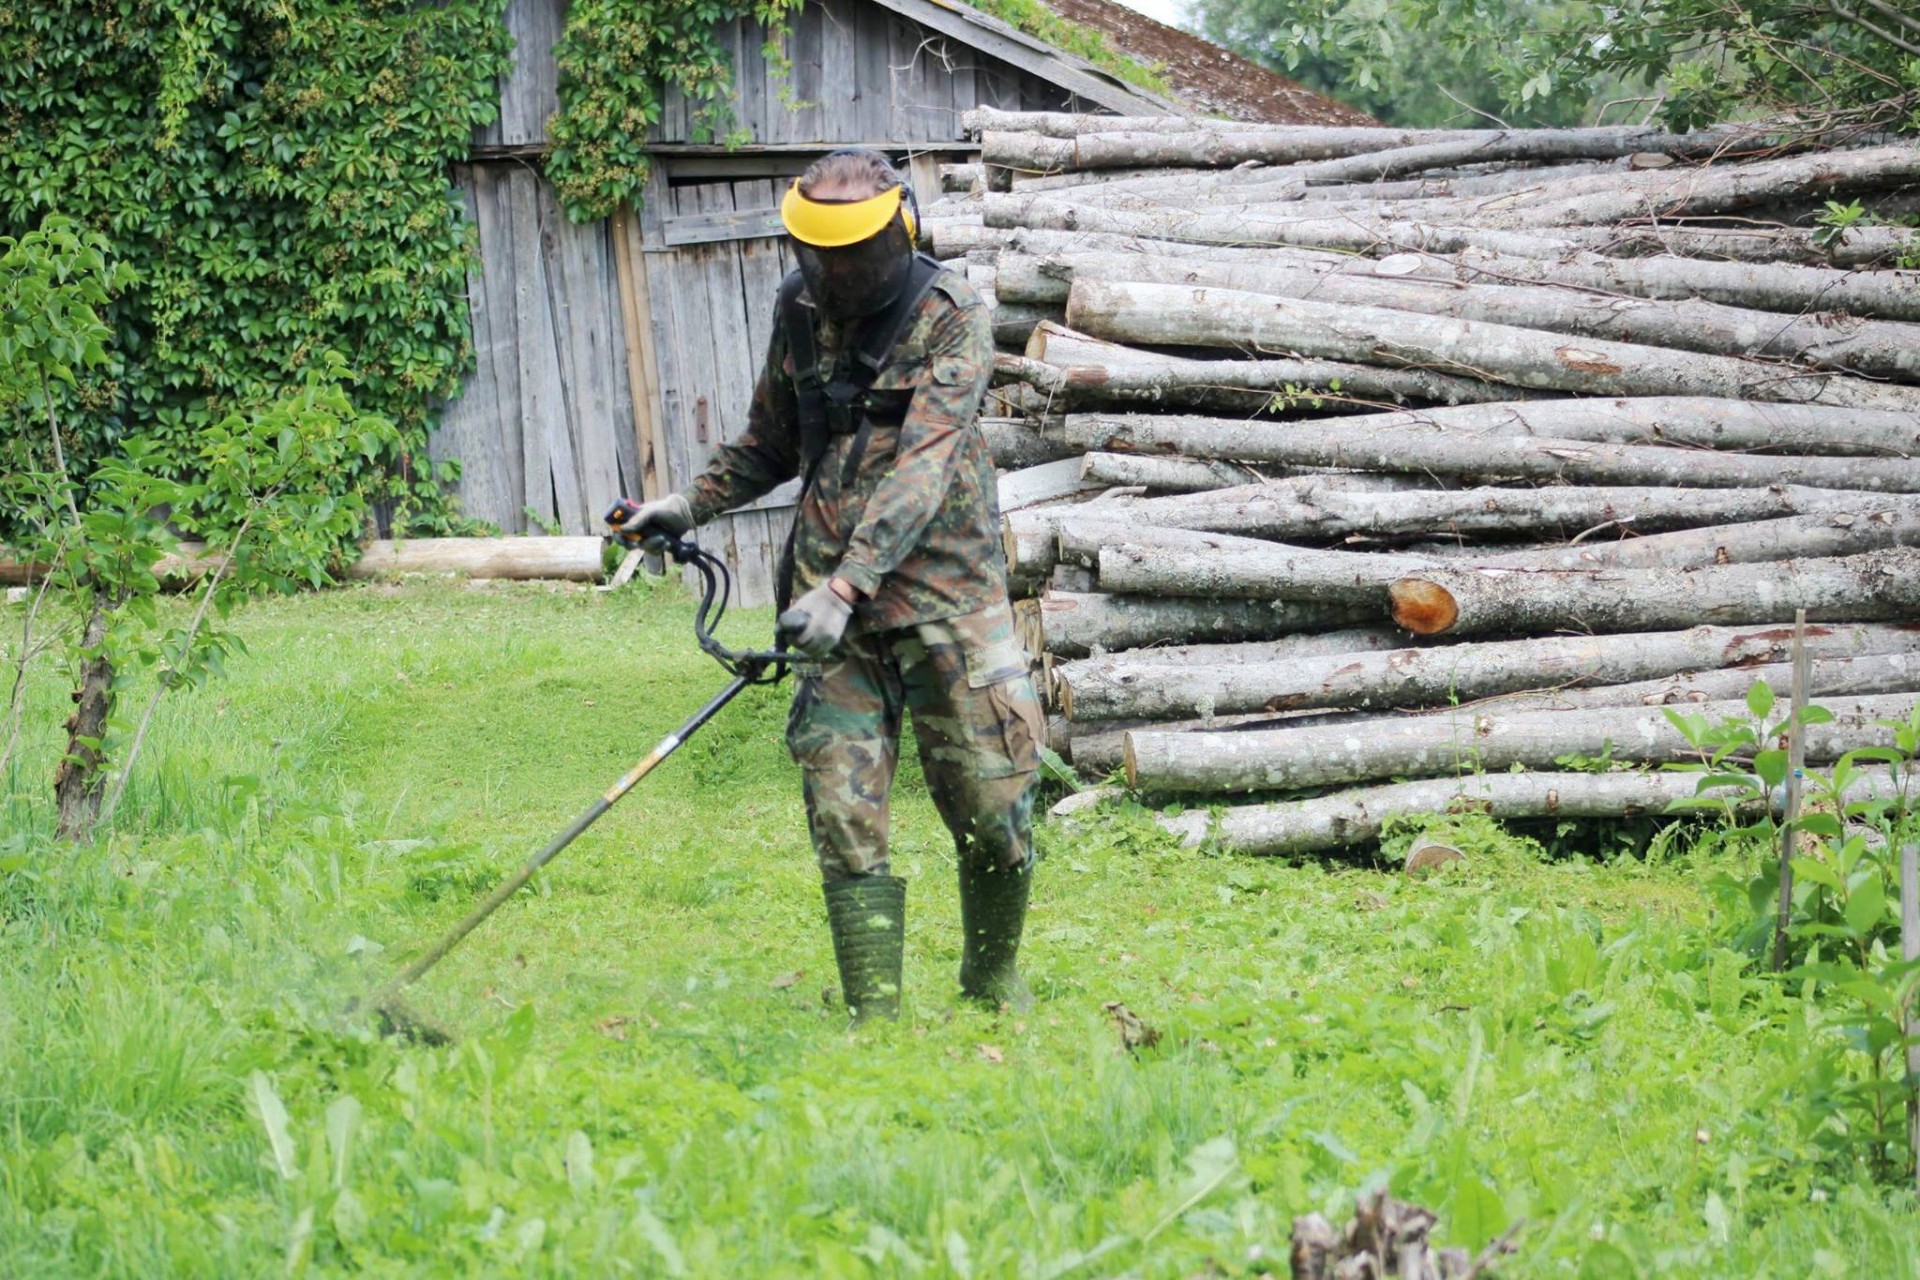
[785,600,1044,882]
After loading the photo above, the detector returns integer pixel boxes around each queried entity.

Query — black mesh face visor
[793,217,915,319]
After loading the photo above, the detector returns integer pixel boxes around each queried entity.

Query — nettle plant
[1663,685,1920,1181]
[2,220,396,844]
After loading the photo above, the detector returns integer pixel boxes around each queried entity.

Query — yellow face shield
[780,182,918,247]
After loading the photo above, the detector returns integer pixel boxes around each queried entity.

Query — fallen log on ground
[1390,546,1920,637]
[347,537,606,582]
[1125,692,1920,793]
[1154,768,1914,856]
[1064,280,1920,411]
[1057,620,1920,721]
[1015,590,1373,658]
[1067,414,1920,491]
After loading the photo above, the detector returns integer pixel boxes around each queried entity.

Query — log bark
[997,351,1523,410]
[1126,692,1920,794]
[1390,546,1920,637]
[983,194,1915,274]
[1491,142,1920,228]
[1005,251,1920,384]
[1386,245,1920,326]
[982,125,1747,173]
[1069,397,1920,459]
[1067,413,1920,492]
[1096,526,1443,603]
[1065,280,1920,412]
[1017,590,1372,658]
[1058,620,1920,721]
[1154,768,1914,856]
[981,417,1079,470]
[1047,482,1905,547]
[1504,507,1920,570]
[347,537,606,581]
[1078,452,1263,493]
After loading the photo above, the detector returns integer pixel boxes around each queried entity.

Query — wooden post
[613,203,670,502]
[1773,609,1810,973]
[1902,841,1919,1195]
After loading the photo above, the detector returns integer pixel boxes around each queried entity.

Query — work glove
[779,580,855,659]
[613,493,693,551]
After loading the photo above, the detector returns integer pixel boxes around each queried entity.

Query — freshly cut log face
[1154,768,1915,856]
[1125,692,1920,794]
[1057,621,1920,721]
[1067,414,1920,492]
[1016,590,1373,658]
[1064,280,1920,411]
[1390,546,1920,637]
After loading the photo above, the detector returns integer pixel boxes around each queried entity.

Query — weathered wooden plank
[737,180,787,363]
[738,14,768,143]
[784,0,825,144]
[613,205,671,500]
[697,183,777,603]
[639,170,696,499]
[491,0,564,147]
[857,0,893,141]
[660,206,787,247]
[598,217,643,502]
[472,165,529,530]
[508,168,583,532]
[820,0,859,144]
[431,168,518,531]
[545,178,625,525]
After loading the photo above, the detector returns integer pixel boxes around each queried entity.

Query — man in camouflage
[618,150,1044,1022]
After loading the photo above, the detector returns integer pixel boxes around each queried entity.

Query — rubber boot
[958,859,1033,1011]
[823,875,906,1023]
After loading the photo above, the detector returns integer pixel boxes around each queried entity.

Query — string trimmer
[361,501,794,1043]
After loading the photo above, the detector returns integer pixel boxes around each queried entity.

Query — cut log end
[1390,578,1459,635]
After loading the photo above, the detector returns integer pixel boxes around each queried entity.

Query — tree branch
[1830,3,1920,59]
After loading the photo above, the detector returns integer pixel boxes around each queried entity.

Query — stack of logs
[925,108,1920,856]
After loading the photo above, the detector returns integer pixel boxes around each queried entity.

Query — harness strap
[773,253,946,609]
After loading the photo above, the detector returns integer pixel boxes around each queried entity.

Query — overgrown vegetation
[1,219,396,841]
[3,582,1918,1275]
[0,1,510,532]
[1194,0,1920,130]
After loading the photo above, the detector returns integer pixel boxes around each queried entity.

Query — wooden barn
[432,0,1344,603]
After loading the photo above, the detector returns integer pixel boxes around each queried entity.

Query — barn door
[637,176,801,608]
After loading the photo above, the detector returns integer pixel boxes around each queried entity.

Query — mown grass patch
[2,580,1916,1277]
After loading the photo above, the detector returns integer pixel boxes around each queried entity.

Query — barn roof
[1036,0,1376,125]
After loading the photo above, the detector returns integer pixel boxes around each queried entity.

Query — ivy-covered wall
[0,1,511,531]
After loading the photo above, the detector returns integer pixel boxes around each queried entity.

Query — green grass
[2,579,1916,1277]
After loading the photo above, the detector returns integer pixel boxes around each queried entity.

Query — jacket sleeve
[831,292,992,598]
[680,323,802,524]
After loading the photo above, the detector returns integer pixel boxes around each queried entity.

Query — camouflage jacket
[680,268,1006,634]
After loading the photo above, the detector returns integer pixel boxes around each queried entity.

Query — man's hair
[797,149,902,202]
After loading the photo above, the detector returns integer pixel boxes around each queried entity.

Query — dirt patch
[1042,0,1377,126]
